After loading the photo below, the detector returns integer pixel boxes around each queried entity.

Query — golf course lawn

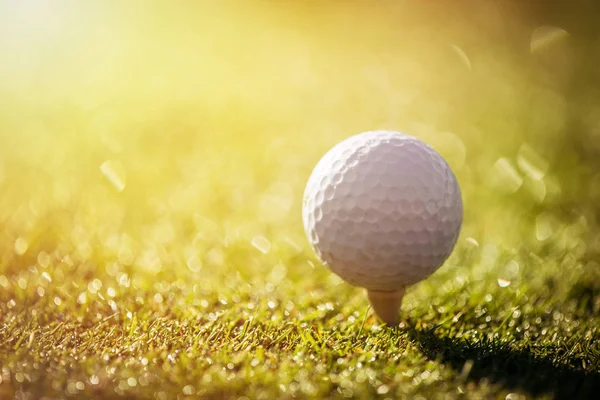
[1,2,599,399]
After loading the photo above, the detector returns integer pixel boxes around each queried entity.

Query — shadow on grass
[407,323,600,399]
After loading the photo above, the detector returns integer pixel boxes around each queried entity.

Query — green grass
[1,2,600,399]
[1,120,599,400]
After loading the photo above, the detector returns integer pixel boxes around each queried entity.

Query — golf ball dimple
[303,130,463,292]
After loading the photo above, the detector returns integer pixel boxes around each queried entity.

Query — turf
[1,2,600,399]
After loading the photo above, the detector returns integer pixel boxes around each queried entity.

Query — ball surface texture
[303,130,462,292]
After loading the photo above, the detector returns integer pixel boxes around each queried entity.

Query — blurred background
[1,0,600,310]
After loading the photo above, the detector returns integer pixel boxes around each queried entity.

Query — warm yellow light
[0,0,65,43]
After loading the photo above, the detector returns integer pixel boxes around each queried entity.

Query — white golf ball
[303,130,462,292]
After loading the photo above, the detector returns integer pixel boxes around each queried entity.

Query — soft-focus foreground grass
[1,2,600,399]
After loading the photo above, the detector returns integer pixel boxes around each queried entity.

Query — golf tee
[366,288,405,326]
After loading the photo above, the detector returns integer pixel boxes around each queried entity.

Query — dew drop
[100,160,127,192]
[37,251,51,267]
[186,255,203,272]
[498,278,511,288]
[465,237,479,247]
[183,385,195,395]
[41,272,52,282]
[14,237,29,256]
[493,158,523,193]
[376,384,390,395]
[536,213,554,241]
[251,236,271,254]
[517,143,548,181]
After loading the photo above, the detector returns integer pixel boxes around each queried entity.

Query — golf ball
[303,130,462,292]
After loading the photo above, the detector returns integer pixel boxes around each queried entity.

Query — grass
[1,2,600,399]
